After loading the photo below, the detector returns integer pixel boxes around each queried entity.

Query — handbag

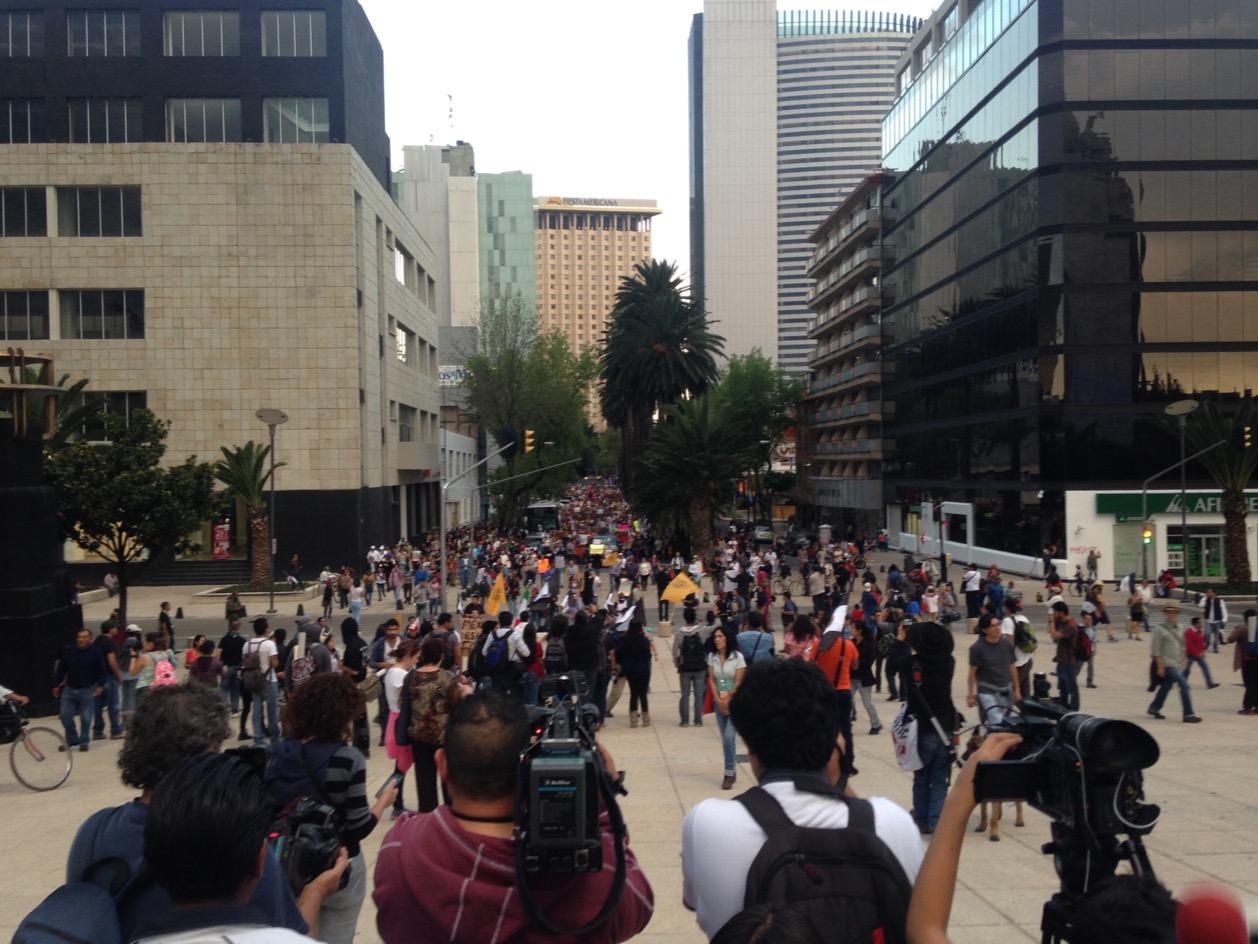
[702,684,715,715]
[358,669,382,703]
[890,702,922,772]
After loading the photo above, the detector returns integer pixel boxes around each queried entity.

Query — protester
[217,618,247,718]
[683,659,922,938]
[242,617,281,747]
[382,638,420,816]
[91,622,125,741]
[782,614,818,662]
[906,621,960,834]
[707,624,746,789]
[64,685,307,937]
[187,639,224,688]
[735,610,775,664]
[265,673,395,943]
[851,622,883,736]
[400,635,467,812]
[967,613,1020,727]
[615,619,656,728]
[1184,616,1221,690]
[1227,609,1258,714]
[1147,604,1203,723]
[1048,602,1080,711]
[373,691,654,943]
[53,627,107,752]
[672,606,711,726]
[813,622,860,779]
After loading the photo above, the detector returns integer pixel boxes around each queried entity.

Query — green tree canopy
[215,441,284,590]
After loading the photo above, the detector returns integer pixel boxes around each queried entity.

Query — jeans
[1085,654,1096,686]
[120,678,137,714]
[1149,665,1195,718]
[659,598,670,622]
[835,689,855,775]
[364,585,373,605]
[1056,663,1080,711]
[976,688,1013,727]
[1184,654,1215,687]
[318,851,366,944]
[93,677,122,737]
[1242,660,1258,711]
[251,680,279,747]
[350,602,362,625]
[913,728,950,831]
[715,707,738,776]
[521,672,540,707]
[853,681,882,730]
[221,665,241,713]
[678,670,705,724]
[1206,621,1224,652]
[59,686,95,749]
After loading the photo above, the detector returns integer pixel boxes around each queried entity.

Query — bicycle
[4,705,73,791]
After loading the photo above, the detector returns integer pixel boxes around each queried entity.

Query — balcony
[804,399,883,425]
[808,323,881,369]
[806,206,896,276]
[807,359,882,395]
[811,437,886,458]
[807,284,891,337]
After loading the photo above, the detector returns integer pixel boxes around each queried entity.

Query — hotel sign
[539,196,653,208]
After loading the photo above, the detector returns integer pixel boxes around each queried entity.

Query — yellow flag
[603,551,620,568]
[486,573,507,616]
[662,571,702,604]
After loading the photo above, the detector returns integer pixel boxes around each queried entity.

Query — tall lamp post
[1164,399,1199,596]
[255,408,289,615]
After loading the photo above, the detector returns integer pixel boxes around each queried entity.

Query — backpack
[151,651,177,687]
[241,639,268,695]
[543,637,569,674]
[1012,615,1037,655]
[734,778,911,944]
[429,629,458,671]
[680,632,706,672]
[1073,622,1093,662]
[483,629,512,671]
[408,670,454,745]
[289,649,316,690]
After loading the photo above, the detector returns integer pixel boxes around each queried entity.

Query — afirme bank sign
[1096,491,1258,520]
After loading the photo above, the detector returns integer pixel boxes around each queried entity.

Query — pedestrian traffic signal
[523,429,536,454]
[1142,523,1153,545]
[1232,422,1253,450]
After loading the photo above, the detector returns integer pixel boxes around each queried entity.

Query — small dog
[962,730,1025,841]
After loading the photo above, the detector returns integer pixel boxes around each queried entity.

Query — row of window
[0,97,329,144]
[0,10,325,59]
[0,289,144,341]
[1,186,140,237]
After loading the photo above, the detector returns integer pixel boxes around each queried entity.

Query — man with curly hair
[64,684,307,938]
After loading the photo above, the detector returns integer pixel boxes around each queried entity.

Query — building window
[56,187,141,237]
[68,99,142,143]
[0,291,49,339]
[261,10,326,57]
[163,11,239,56]
[166,98,241,142]
[80,391,146,441]
[396,325,414,364]
[59,290,144,339]
[0,188,46,237]
[942,4,959,41]
[263,97,329,143]
[398,404,416,443]
[67,11,140,57]
[0,99,43,143]
[1,11,43,56]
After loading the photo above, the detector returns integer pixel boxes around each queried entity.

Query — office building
[801,173,892,533]
[0,1,442,569]
[880,0,1258,581]
[533,196,659,353]
[479,170,536,313]
[688,1,920,372]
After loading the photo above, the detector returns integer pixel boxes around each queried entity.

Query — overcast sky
[358,0,940,281]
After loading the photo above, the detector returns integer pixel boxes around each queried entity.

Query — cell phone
[375,772,403,799]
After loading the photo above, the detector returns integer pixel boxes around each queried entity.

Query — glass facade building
[881,0,1258,557]
[478,171,536,313]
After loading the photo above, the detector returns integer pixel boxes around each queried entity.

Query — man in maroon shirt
[374,691,654,944]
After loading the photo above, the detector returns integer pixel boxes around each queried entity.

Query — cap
[125,623,143,634]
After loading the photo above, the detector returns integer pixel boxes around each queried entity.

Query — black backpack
[429,629,458,671]
[543,637,569,674]
[680,632,706,672]
[732,777,911,944]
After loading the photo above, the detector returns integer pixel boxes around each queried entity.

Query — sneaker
[79,745,89,752]
[1183,715,1202,723]
[1238,708,1257,715]
[1207,682,1220,689]
[693,720,704,727]
[1086,683,1097,689]
[679,721,689,727]
[110,732,124,740]
[885,694,899,702]
[92,732,105,741]
[869,726,883,736]
[1146,709,1165,719]
[238,732,250,740]
[721,774,735,790]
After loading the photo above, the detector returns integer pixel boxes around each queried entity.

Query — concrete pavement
[8,560,1257,941]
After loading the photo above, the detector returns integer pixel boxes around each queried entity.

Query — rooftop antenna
[448,93,455,140]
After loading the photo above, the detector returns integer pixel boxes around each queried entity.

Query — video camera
[974,675,1162,942]
[514,673,628,935]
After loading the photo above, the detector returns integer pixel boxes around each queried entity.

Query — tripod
[1038,825,1157,944]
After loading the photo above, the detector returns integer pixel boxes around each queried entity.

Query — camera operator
[906,734,1178,944]
[373,690,654,943]
[134,752,349,942]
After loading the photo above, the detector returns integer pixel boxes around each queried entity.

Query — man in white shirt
[682,660,923,937]
[243,619,280,748]
[1000,598,1035,695]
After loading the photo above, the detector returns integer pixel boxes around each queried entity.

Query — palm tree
[1171,397,1258,589]
[22,372,101,450]
[599,259,724,496]
[634,395,754,555]
[214,442,284,590]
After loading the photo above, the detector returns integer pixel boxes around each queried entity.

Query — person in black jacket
[851,623,883,735]
[340,617,371,755]
[906,621,960,834]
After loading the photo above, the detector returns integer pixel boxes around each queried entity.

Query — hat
[125,623,143,634]
[1163,604,1181,613]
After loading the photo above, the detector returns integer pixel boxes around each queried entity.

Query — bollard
[879,564,885,573]
[175,607,184,619]
[296,603,304,616]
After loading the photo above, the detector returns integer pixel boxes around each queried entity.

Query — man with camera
[373,690,654,943]
[682,659,923,938]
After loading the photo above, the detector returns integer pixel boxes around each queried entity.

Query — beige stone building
[533,196,659,353]
[0,143,441,566]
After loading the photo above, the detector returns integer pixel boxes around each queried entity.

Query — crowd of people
[9,477,1258,944]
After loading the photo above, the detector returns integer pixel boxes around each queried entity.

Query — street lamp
[255,408,289,615]
[1165,399,1199,595]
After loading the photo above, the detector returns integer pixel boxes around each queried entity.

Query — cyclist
[0,684,30,742]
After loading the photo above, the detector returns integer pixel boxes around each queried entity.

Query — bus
[524,501,561,534]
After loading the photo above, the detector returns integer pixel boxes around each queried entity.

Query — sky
[357,0,940,282]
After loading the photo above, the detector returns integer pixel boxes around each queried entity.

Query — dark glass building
[880,0,1258,566]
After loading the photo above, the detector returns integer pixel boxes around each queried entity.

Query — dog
[962,729,1025,841]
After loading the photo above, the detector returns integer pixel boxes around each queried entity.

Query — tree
[45,409,218,622]
[1170,397,1258,589]
[600,260,723,497]
[463,291,598,526]
[215,442,284,591]
[20,372,100,452]
[634,394,756,555]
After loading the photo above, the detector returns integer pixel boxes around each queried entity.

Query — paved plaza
[5,570,1258,942]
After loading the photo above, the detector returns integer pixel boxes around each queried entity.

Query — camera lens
[1063,715,1159,774]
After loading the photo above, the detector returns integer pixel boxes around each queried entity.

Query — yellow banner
[603,551,620,568]
[662,571,702,604]
[486,573,507,617]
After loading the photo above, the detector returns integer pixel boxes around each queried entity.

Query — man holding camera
[373,691,654,943]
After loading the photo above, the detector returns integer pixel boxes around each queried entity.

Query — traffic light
[1142,523,1153,545]
[523,429,536,454]
[576,447,595,476]
[498,426,518,460]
